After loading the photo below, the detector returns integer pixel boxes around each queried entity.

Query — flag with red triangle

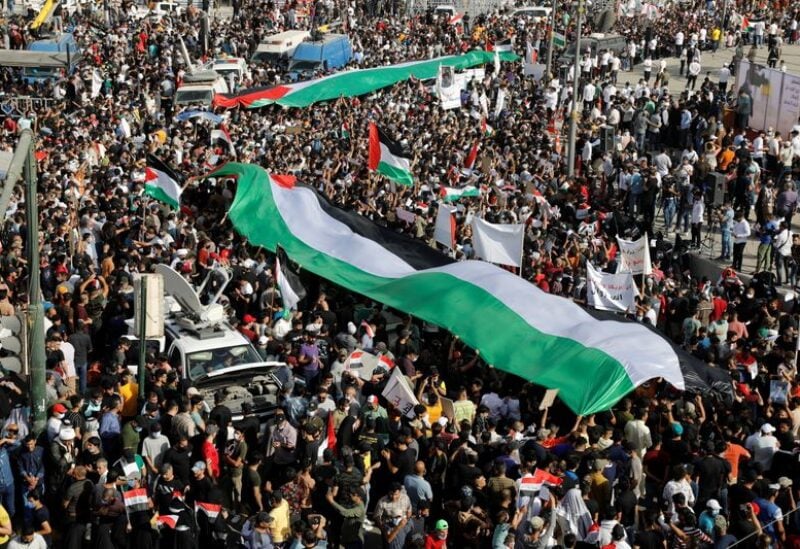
[465,141,479,170]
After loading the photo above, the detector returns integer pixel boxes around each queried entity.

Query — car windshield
[187,344,262,380]
[174,89,213,104]
[23,67,58,78]
[125,339,162,365]
[291,60,320,71]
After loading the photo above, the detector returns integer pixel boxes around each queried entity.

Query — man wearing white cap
[753,484,785,544]
[745,423,780,472]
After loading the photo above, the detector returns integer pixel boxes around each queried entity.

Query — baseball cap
[761,423,776,433]
[52,403,67,414]
[191,461,206,473]
[706,499,721,511]
[367,395,378,405]
[529,516,545,531]
[779,477,793,488]
[435,519,448,531]
[242,314,256,324]
[715,515,728,530]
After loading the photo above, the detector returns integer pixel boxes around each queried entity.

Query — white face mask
[54,413,65,420]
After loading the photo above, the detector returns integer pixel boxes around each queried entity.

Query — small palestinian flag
[480,117,493,136]
[195,501,221,521]
[465,141,479,170]
[368,123,413,186]
[494,37,514,53]
[440,185,481,202]
[275,245,307,311]
[341,122,350,139]
[145,154,182,209]
[210,124,237,157]
[123,488,149,513]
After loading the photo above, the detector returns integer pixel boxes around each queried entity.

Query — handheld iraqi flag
[368,123,413,186]
[520,468,563,493]
[202,164,693,416]
[195,501,221,521]
[326,412,337,453]
[275,245,307,310]
[145,154,183,209]
[157,514,180,529]
[123,488,149,513]
[210,124,237,157]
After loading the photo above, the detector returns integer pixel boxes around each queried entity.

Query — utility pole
[137,281,147,401]
[14,130,46,435]
[544,0,559,82]
[0,130,44,433]
[566,0,584,177]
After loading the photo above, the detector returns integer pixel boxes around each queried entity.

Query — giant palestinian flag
[213,50,518,109]
[204,163,717,415]
[368,124,413,186]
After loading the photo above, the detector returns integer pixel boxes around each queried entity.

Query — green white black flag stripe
[368,123,413,186]
[206,163,686,415]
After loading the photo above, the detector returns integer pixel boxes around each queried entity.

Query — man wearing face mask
[141,423,170,481]
[223,426,248,511]
[425,519,449,549]
[265,410,297,483]
[45,404,68,443]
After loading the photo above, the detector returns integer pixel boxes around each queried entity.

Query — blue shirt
[403,474,433,510]
[99,411,121,437]
[760,220,778,245]
[0,445,15,489]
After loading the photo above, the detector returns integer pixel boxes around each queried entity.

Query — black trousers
[733,242,746,270]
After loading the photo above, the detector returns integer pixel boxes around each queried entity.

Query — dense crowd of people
[0,0,797,547]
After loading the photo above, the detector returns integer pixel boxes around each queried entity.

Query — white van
[512,6,552,22]
[207,57,249,83]
[174,70,229,106]
[250,30,311,66]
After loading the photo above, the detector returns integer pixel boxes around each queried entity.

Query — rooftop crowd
[0,0,797,547]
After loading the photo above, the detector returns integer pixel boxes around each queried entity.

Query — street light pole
[566,0,583,177]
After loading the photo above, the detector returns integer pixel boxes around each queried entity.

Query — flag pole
[271,244,280,315]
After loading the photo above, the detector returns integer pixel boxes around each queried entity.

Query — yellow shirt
[119,382,139,418]
[0,504,9,544]
[269,499,291,543]
[453,399,476,426]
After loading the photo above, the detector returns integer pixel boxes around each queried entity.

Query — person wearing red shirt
[239,314,258,343]
[709,292,728,322]
[425,519,449,549]
[201,424,221,480]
